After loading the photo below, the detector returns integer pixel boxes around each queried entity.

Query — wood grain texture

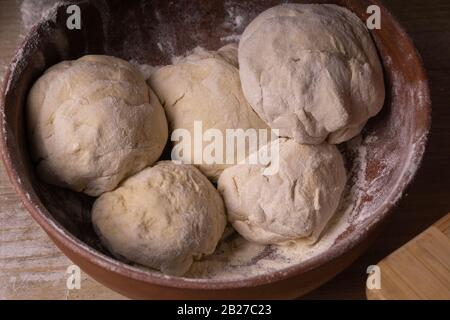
[0,0,449,299]
[366,214,450,300]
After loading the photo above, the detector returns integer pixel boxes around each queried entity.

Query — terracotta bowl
[0,0,430,299]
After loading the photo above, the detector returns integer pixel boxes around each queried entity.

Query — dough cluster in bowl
[26,3,384,276]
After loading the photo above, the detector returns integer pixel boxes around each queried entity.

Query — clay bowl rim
[0,0,431,290]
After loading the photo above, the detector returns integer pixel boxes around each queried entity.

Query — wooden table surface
[1,0,449,299]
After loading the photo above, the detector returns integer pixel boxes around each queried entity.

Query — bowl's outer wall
[0,0,431,299]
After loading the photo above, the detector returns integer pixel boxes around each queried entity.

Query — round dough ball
[218,138,346,245]
[27,55,168,196]
[92,161,226,275]
[239,4,385,144]
[149,45,271,181]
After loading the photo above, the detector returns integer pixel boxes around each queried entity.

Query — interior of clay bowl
[0,0,430,286]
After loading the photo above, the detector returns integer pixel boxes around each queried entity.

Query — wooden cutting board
[366,213,450,300]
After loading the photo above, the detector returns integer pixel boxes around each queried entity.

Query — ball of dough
[92,161,226,275]
[149,45,270,181]
[27,55,168,196]
[218,138,346,245]
[239,4,385,144]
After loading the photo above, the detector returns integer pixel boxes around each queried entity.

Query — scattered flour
[222,2,246,31]
[20,0,62,31]
[220,2,247,44]
[220,34,241,43]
